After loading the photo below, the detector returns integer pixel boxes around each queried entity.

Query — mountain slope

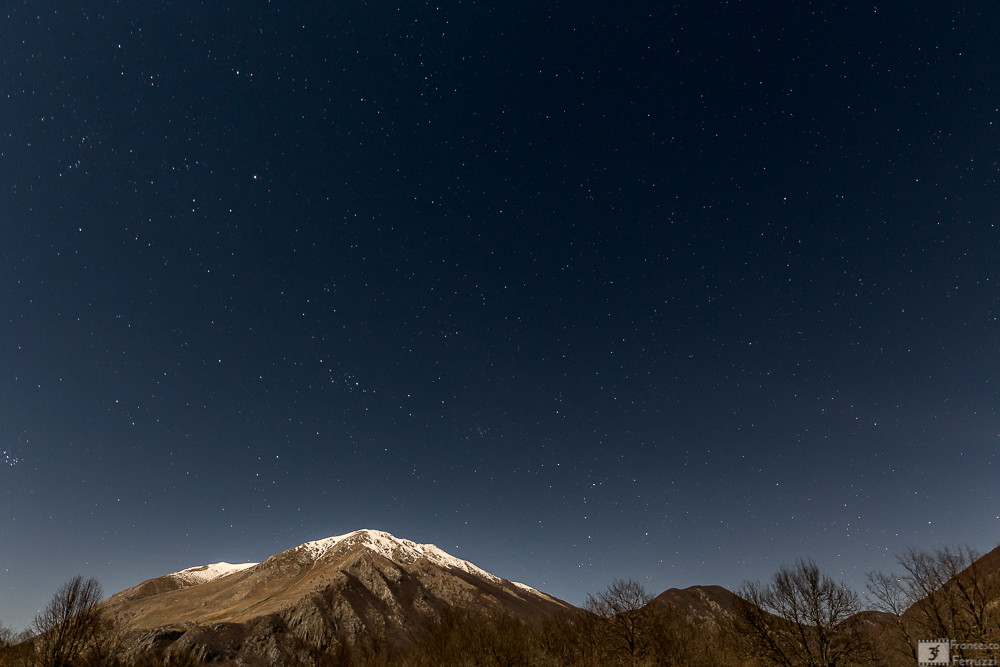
[650,584,742,622]
[898,542,1000,639]
[104,529,573,661]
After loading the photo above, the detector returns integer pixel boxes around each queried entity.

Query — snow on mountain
[511,580,561,602]
[298,529,545,593]
[163,529,550,599]
[104,528,575,662]
[170,561,257,585]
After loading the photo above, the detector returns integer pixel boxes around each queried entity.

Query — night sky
[3,2,999,631]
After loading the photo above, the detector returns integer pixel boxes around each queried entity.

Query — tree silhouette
[735,558,868,667]
[868,545,1000,664]
[30,575,119,667]
[584,578,654,664]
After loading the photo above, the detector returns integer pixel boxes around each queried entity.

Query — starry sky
[2,1,999,631]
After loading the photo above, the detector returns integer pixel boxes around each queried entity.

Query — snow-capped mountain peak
[289,529,558,601]
[103,528,574,663]
[163,529,551,600]
[299,529,512,586]
[170,561,257,585]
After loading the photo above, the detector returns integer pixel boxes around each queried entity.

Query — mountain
[104,529,573,662]
[649,584,742,623]
[898,543,1000,638]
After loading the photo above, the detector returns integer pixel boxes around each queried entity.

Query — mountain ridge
[21,533,1000,665]
[102,528,574,661]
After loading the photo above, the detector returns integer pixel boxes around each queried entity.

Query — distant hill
[650,584,742,622]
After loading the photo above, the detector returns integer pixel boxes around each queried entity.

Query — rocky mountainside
[103,529,573,662]
[649,584,743,624]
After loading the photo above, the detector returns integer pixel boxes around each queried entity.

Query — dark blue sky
[3,1,999,630]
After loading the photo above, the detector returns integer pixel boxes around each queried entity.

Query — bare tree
[0,621,19,666]
[734,558,868,667]
[867,546,1000,663]
[31,576,117,667]
[865,569,919,664]
[403,606,533,666]
[585,578,654,665]
[536,608,609,666]
[0,620,13,650]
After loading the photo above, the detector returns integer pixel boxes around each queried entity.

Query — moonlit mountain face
[159,529,556,600]
[103,528,572,660]
[169,562,257,585]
